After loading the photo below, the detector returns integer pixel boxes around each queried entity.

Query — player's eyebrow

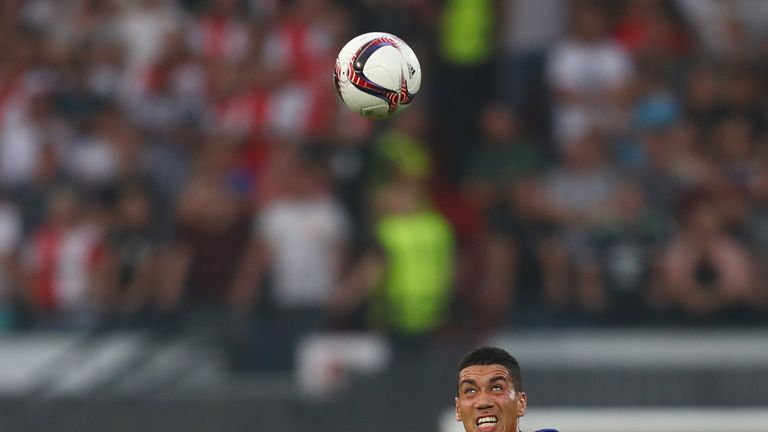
[459,378,477,387]
[490,375,509,383]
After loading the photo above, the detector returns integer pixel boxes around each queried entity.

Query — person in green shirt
[463,103,544,205]
[436,0,500,181]
[331,178,455,338]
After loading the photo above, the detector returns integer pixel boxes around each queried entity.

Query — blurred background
[2,0,768,430]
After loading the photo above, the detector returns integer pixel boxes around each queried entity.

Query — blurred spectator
[231,145,349,369]
[719,65,765,134]
[207,60,262,138]
[186,0,250,62]
[463,104,544,204]
[682,62,722,131]
[540,131,621,309]
[544,131,621,228]
[618,60,680,169]
[258,0,346,138]
[65,109,123,191]
[676,0,768,61]
[456,104,545,311]
[711,114,759,188]
[96,185,161,324]
[547,0,634,146]
[332,178,455,343]
[435,0,499,181]
[662,195,758,323]
[578,180,668,324]
[631,61,680,133]
[369,107,431,191]
[438,0,496,71]
[14,143,71,236]
[234,145,349,314]
[0,92,54,189]
[457,103,543,251]
[128,32,203,200]
[0,192,22,330]
[22,187,106,328]
[614,0,690,61]
[635,118,710,214]
[20,0,110,51]
[51,62,110,132]
[261,0,345,86]
[477,177,557,329]
[326,110,375,252]
[161,142,251,314]
[500,0,566,133]
[663,118,710,187]
[86,40,124,101]
[684,63,764,138]
[127,31,206,136]
[117,0,182,79]
[478,132,619,328]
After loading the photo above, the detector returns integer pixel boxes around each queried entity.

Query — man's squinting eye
[463,387,477,395]
[492,384,504,391]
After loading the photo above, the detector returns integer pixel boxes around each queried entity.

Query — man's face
[455,364,527,432]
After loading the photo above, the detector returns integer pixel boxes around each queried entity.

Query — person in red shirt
[24,188,105,326]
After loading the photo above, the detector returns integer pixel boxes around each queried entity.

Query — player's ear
[517,391,528,417]
[455,396,461,422]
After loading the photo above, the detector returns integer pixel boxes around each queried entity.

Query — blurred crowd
[2,0,768,368]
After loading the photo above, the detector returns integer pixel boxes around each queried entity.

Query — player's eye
[464,387,477,395]
[492,385,504,391]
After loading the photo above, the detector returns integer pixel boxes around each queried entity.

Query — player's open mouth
[476,416,498,429]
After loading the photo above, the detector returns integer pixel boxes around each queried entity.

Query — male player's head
[456,346,527,432]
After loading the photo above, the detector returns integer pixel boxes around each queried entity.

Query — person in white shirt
[547,1,634,147]
[231,145,349,369]
[500,0,566,130]
[234,145,348,313]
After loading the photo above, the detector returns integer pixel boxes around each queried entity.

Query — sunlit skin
[455,365,527,432]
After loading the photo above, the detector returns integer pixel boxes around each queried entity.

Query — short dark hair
[457,346,523,391]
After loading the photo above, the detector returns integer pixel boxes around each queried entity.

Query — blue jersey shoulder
[535,429,559,432]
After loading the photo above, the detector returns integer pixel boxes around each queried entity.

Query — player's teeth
[477,416,498,425]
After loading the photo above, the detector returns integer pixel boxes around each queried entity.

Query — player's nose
[474,394,493,410]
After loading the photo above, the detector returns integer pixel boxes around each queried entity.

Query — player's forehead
[458,364,512,383]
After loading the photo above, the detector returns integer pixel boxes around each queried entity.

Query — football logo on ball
[334,32,421,119]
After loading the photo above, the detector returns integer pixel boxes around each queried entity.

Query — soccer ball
[334,32,421,120]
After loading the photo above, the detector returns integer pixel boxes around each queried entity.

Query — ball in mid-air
[334,32,421,120]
